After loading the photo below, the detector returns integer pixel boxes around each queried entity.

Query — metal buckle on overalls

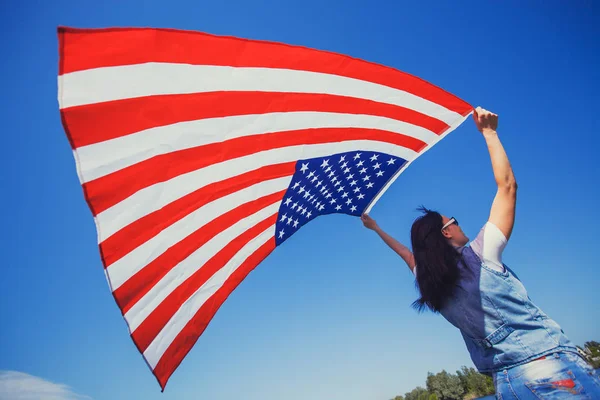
[477,325,514,349]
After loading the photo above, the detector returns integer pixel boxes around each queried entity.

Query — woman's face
[441,215,469,247]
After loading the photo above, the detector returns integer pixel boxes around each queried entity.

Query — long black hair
[410,206,461,313]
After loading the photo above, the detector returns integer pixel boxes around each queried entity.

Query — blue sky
[1,1,599,399]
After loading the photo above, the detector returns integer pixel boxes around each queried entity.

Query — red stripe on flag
[150,237,277,390]
[100,163,296,267]
[86,127,426,216]
[113,192,284,315]
[132,213,278,352]
[62,91,449,148]
[58,27,473,116]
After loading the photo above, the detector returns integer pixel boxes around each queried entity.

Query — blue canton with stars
[275,151,406,245]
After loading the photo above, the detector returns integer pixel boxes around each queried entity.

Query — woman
[361,107,600,399]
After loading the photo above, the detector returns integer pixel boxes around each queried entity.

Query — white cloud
[0,371,92,400]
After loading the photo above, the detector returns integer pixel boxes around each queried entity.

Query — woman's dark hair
[410,206,461,313]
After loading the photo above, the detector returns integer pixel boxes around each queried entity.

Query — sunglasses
[441,217,458,231]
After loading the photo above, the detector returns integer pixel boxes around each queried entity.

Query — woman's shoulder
[468,221,507,273]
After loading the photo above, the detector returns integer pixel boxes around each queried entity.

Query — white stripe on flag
[59,64,462,125]
[143,224,275,369]
[77,111,438,182]
[95,140,417,242]
[107,177,291,290]
[124,202,280,333]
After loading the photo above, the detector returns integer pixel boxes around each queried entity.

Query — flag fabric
[57,26,473,389]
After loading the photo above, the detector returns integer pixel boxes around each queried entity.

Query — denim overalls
[438,246,600,398]
[440,245,578,373]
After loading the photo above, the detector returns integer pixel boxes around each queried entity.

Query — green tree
[417,392,430,400]
[456,366,494,397]
[391,396,404,400]
[428,394,439,400]
[584,341,600,369]
[405,387,429,400]
[425,370,465,400]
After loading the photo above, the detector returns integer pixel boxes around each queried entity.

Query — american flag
[58,26,472,389]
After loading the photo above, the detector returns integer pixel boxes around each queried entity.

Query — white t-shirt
[413,222,507,276]
[469,222,508,272]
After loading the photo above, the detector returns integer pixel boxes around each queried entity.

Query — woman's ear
[441,228,452,239]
